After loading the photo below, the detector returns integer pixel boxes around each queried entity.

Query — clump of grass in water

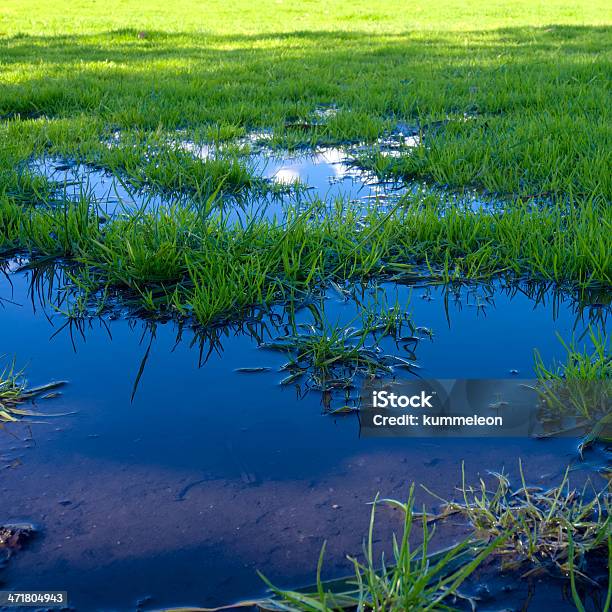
[157,467,609,611]
[0,359,66,423]
[419,462,610,581]
[261,296,419,408]
[38,131,265,203]
[253,468,609,612]
[534,329,611,452]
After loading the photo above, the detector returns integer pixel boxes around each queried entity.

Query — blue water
[31,138,497,224]
[0,267,608,610]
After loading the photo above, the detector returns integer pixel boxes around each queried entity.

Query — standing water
[0,263,608,610]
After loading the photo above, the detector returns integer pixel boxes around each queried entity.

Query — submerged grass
[261,297,419,400]
[0,359,66,423]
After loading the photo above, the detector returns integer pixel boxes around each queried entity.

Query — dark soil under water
[0,267,609,610]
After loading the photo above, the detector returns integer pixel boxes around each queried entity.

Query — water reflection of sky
[0,270,607,476]
[30,133,495,224]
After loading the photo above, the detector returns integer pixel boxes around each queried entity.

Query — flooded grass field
[0,0,611,610]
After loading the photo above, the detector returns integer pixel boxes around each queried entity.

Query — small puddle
[29,132,503,222]
[0,263,608,610]
[256,146,408,205]
[29,158,167,215]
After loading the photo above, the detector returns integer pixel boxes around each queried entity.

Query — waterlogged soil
[0,268,609,610]
[31,137,500,222]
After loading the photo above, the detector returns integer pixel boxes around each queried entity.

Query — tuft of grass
[257,486,507,611]
[88,132,264,201]
[534,329,611,449]
[0,358,67,423]
[261,297,418,402]
[256,469,609,611]
[535,328,611,385]
[421,462,610,578]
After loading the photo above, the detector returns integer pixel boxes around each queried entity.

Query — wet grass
[194,487,507,611]
[0,5,610,202]
[0,197,610,326]
[253,470,610,611]
[0,359,66,423]
[420,463,610,578]
[535,330,611,449]
[201,468,609,611]
[82,132,266,201]
[0,3,609,605]
[0,1,610,324]
[261,297,418,399]
[536,329,611,385]
[259,488,505,610]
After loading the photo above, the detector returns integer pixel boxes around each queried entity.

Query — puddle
[29,132,504,223]
[0,265,609,610]
[255,146,409,205]
[28,158,167,215]
[29,156,291,225]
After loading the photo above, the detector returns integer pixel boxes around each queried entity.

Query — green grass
[260,296,418,398]
[186,471,609,611]
[2,0,609,34]
[0,6,609,608]
[258,487,506,610]
[198,486,508,611]
[420,462,611,576]
[534,330,611,447]
[0,1,610,324]
[0,1,611,200]
[535,328,611,385]
[0,358,66,422]
[0,197,609,326]
[255,468,609,611]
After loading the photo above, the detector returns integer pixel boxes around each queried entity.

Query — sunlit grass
[0,2,610,323]
[0,7,610,200]
[0,196,609,325]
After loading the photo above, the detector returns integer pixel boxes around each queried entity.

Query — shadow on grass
[0,24,610,197]
[1,25,609,120]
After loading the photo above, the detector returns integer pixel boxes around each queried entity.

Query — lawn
[1,1,610,201]
[0,1,610,323]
